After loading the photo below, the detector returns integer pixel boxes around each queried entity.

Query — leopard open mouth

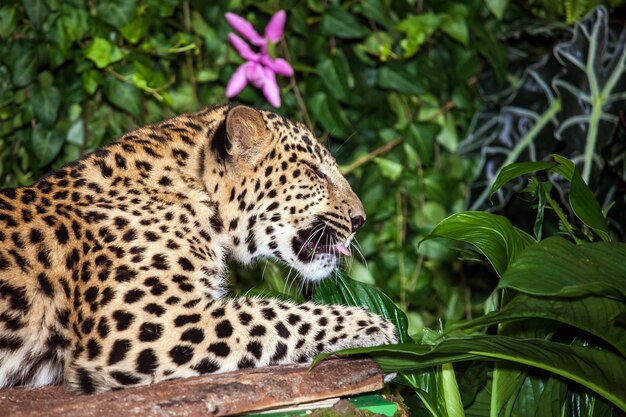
[291,220,350,262]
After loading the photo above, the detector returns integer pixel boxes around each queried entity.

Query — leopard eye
[314,167,327,180]
[303,161,327,180]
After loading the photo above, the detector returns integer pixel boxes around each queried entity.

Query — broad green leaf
[511,374,567,417]
[439,6,468,46]
[0,6,18,39]
[484,0,509,19]
[82,69,101,95]
[491,363,526,417]
[373,157,403,181]
[317,51,352,102]
[499,237,626,299]
[96,0,136,29]
[22,0,49,29]
[377,65,424,95]
[84,38,125,69]
[358,0,394,28]
[440,363,465,417]
[31,124,63,166]
[313,272,410,344]
[102,75,141,119]
[120,17,144,44]
[488,161,554,200]
[489,156,611,241]
[551,155,611,241]
[315,336,626,411]
[307,92,350,138]
[321,6,368,39]
[411,388,444,417]
[30,84,61,126]
[11,47,37,87]
[450,293,626,356]
[66,119,84,146]
[423,212,535,276]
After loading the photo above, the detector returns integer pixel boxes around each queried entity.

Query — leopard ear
[225,105,270,162]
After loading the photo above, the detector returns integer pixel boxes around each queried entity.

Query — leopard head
[214,105,365,282]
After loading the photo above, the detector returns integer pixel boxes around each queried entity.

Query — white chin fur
[295,254,337,283]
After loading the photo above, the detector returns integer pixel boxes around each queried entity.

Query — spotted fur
[0,105,397,393]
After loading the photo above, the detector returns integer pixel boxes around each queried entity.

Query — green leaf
[313,272,410,344]
[102,75,141,119]
[321,6,368,39]
[423,212,535,276]
[358,0,394,28]
[316,336,626,411]
[373,157,403,181]
[96,0,136,29]
[84,38,125,69]
[317,51,352,102]
[440,363,465,417]
[82,69,101,95]
[499,237,626,300]
[307,92,350,138]
[31,124,63,166]
[120,17,144,44]
[397,13,440,57]
[550,155,611,242]
[66,119,84,146]
[30,84,61,125]
[22,0,49,30]
[484,0,509,19]
[11,47,37,87]
[377,66,423,95]
[439,6,469,46]
[488,161,554,200]
[450,293,626,356]
[0,6,18,39]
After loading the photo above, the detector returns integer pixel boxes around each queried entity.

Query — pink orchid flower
[225,10,294,108]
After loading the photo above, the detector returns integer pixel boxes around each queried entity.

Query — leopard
[0,104,397,394]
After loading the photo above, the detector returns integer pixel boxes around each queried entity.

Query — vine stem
[279,38,313,130]
[105,68,174,102]
[183,1,199,108]
[544,192,584,244]
[340,138,403,175]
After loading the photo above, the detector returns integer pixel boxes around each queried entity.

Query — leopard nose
[350,215,365,232]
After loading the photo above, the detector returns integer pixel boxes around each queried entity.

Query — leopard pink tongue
[334,244,351,256]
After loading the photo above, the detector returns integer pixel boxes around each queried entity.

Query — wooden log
[0,358,384,417]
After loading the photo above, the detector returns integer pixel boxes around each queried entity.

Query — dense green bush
[1,0,625,415]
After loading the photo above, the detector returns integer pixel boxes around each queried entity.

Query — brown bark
[0,358,384,417]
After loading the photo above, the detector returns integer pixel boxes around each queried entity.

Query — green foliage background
[1,0,625,415]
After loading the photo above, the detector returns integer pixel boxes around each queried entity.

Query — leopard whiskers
[285,224,325,291]
[352,238,368,271]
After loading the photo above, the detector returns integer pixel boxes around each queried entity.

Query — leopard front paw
[332,306,399,350]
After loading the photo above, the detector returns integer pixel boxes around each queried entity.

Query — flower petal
[228,33,259,61]
[261,68,281,107]
[225,12,265,46]
[261,56,294,77]
[225,63,250,97]
[265,10,286,43]
[246,62,266,89]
